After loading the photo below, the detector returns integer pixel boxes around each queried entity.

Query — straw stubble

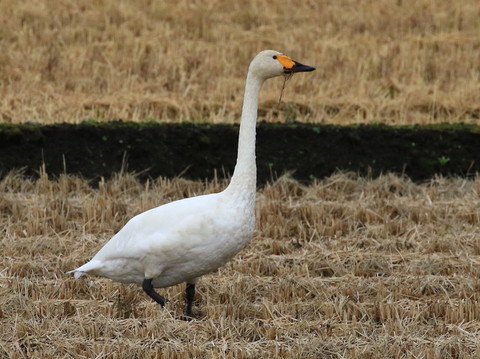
[1,171,479,358]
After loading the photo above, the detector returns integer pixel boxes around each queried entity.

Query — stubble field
[1,0,480,358]
[1,0,480,125]
[1,171,480,358]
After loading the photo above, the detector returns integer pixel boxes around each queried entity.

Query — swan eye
[273,55,277,59]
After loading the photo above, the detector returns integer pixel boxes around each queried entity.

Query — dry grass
[1,0,480,125]
[1,171,480,358]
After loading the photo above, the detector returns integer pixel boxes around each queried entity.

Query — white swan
[68,50,315,318]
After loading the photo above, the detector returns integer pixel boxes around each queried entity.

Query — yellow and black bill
[275,54,316,74]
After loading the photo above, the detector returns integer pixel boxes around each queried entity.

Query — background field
[1,172,480,358]
[2,1,480,358]
[1,0,480,125]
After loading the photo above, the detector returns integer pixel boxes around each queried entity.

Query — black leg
[185,283,195,318]
[142,278,167,307]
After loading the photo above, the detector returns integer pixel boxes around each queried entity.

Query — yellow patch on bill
[276,55,295,69]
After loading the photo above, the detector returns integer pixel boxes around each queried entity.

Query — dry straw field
[0,171,479,358]
[1,0,480,125]
[2,1,480,358]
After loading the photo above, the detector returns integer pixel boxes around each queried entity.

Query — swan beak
[285,60,316,74]
[276,54,315,74]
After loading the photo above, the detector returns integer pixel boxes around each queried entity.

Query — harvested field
[1,171,480,358]
[1,1,480,357]
[1,0,480,125]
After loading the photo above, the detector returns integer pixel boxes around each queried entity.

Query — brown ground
[1,1,480,357]
[1,171,479,358]
[1,0,480,125]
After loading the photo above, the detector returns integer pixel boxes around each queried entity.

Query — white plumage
[68,50,315,317]
[72,192,252,286]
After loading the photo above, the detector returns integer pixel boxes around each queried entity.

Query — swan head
[249,50,315,80]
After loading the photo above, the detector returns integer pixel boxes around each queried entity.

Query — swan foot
[142,278,168,307]
[182,282,196,320]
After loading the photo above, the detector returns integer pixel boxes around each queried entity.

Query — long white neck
[224,71,264,201]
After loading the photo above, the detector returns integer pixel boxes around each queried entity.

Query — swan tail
[69,270,86,279]
[67,260,102,279]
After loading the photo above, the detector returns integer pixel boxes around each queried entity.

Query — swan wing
[70,192,252,283]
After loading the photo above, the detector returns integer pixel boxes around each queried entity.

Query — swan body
[69,50,315,317]
[72,191,253,287]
